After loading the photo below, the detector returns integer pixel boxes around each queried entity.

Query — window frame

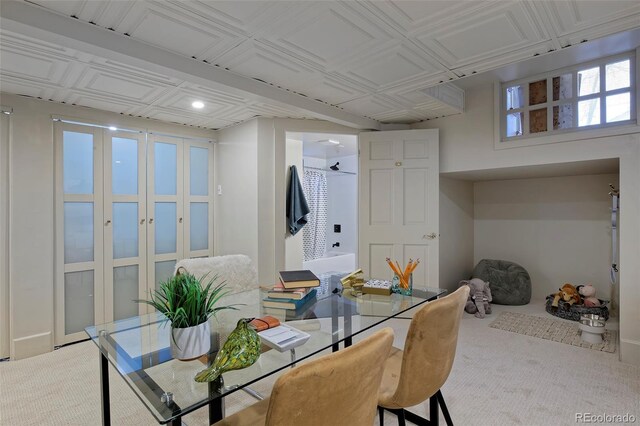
[498,51,637,145]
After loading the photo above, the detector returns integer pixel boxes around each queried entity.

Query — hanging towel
[286,165,310,235]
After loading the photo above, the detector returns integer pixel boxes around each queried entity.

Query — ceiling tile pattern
[2,0,639,128]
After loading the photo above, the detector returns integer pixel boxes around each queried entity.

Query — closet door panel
[112,136,138,195]
[64,270,95,335]
[183,140,213,259]
[112,202,138,259]
[104,130,146,323]
[190,202,208,252]
[147,135,184,311]
[154,142,178,195]
[154,202,177,254]
[113,265,139,321]
[55,123,104,345]
[154,260,176,291]
[189,146,209,196]
[63,131,94,194]
[63,202,94,264]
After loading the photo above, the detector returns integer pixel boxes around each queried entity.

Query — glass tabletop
[86,278,446,424]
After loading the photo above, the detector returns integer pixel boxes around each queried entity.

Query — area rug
[489,312,617,353]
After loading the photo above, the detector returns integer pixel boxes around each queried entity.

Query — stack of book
[262,270,320,319]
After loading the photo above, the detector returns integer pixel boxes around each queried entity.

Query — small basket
[545,295,609,322]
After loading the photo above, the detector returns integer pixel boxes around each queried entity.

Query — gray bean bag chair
[472,259,531,305]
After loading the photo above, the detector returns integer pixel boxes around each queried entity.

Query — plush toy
[577,284,601,307]
[551,283,581,308]
[459,278,492,319]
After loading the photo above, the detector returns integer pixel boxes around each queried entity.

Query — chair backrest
[265,328,394,426]
[174,255,258,293]
[383,286,469,408]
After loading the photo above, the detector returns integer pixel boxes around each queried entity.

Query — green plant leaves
[135,273,239,329]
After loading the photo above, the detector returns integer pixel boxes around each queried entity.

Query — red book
[250,316,281,332]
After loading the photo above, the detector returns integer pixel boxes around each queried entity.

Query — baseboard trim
[620,339,640,366]
[12,331,52,360]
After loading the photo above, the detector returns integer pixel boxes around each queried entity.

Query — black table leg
[430,395,439,426]
[208,380,224,424]
[331,289,339,352]
[99,350,111,426]
[170,416,182,426]
[344,297,353,348]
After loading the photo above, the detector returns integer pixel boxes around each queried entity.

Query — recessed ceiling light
[108,126,117,131]
[318,139,340,145]
[192,101,205,109]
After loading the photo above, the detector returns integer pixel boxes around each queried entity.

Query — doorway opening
[285,132,358,277]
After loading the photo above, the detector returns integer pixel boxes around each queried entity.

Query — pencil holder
[391,273,413,296]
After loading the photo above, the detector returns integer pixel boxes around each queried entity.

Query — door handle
[105,220,111,226]
[423,232,437,240]
[149,218,154,224]
[179,217,183,223]
[140,219,145,225]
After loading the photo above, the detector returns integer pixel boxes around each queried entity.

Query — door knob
[149,218,154,224]
[179,217,183,223]
[423,232,437,240]
[105,220,111,226]
[140,219,145,225]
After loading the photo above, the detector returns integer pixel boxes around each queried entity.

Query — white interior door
[359,129,439,287]
[103,130,147,322]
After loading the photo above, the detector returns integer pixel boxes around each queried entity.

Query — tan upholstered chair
[378,286,469,426]
[214,327,395,426]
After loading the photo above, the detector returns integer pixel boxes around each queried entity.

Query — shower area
[285,132,358,276]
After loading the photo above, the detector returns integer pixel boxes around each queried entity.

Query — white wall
[413,83,640,365]
[439,177,475,294]
[284,138,304,270]
[325,155,358,255]
[474,174,618,302]
[215,121,259,267]
[1,93,215,359]
[215,118,360,284]
[256,118,275,285]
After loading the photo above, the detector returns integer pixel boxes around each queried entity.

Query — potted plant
[137,273,236,360]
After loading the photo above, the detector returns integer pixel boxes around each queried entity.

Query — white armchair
[174,255,258,294]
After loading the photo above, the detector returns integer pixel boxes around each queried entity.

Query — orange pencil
[403,260,412,278]
[408,259,420,274]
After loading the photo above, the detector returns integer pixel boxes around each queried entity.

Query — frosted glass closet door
[147,136,183,305]
[55,123,104,345]
[183,141,214,260]
[104,132,147,322]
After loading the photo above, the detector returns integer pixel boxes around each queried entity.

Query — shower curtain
[302,169,328,262]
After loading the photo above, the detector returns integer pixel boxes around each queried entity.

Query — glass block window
[501,53,635,141]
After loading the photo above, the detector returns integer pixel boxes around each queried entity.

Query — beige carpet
[1,300,639,426]
[490,311,617,353]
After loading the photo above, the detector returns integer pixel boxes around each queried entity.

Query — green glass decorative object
[194,318,261,383]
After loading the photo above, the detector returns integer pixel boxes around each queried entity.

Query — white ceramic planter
[171,321,211,361]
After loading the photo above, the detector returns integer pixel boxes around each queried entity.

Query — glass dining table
[86,276,446,425]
